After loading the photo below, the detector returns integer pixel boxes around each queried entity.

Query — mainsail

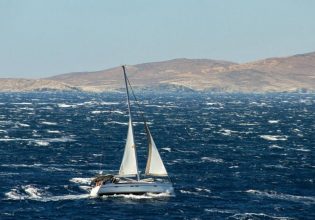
[119,66,139,178]
[145,124,168,176]
[119,118,138,176]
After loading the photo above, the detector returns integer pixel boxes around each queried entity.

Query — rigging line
[126,84,170,139]
[125,75,148,125]
[125,73,153,160]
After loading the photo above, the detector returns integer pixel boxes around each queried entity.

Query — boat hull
[90,182,174,196]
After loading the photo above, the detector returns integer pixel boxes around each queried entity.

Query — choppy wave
[41,121,58,125]
[180,190,200,196]
[1,92,314,219]
[204,208,236,214]
[195,187,211,193]
[229,212,294,220]
[57,103,77,108]
[246,189,315,205]
[1,163,42,168]
[47,130,61,134]
[16,122,30,127]
[268,144,283,149]
[161,147,171,152]
[201,157,224,163]
[0,137,75,143]
[69,177,93,185]
[33,140,50,146]
[219,129,234,136]
[268,120,280,124]
[176,149,199,154]
[260,135,288,141]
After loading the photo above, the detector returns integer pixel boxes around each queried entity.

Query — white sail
[119,118,138,176]
[145,125,168,176]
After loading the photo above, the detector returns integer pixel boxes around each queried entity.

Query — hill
[1,52,315,92]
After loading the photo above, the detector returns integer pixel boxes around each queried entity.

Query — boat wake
[5,185,90,202]
[101,192,174,200]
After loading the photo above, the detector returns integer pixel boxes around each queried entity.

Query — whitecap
[292,128,304,137]
[19,107,34,110]
[106,121,128,125]
[201,157,224,163]
[0,138,21,142]
[179,190,199,196]
[40,106,54,110]
[294,148,310,152]
[91,110,103,114]
[47,130,61,134]
[57,103,76,108]
[161,147,171,152]
[246,189,315,204]
[112,110,124,114]
[16,122,30,127]
[171,159,195,164]
[264,164,287,169]
[34,140,50,146]
[205,102,222,106]
[1,163,42,168]
[12,102,32,105]
[268,120,280,124]
[176,149,199,154]
[219,129,234,136]
[230,212,293,220]
[5,186,90,201]
[5,189,26,200]
[46,137,75,142]
[268,145,283,149]
[195,187,211,193]
[100,102,120,105]
[22,185,43,198]
[70,177,93,185]
[41,121,58,125]
[260,135,288,141]
[239,122,259,126]
[204,208,235,214]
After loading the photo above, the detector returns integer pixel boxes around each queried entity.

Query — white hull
[90,182,174,196]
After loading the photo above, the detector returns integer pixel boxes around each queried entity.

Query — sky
[0,0,315,78]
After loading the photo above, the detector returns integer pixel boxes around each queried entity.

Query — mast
[122,65,132,118]
[122,65,140,181]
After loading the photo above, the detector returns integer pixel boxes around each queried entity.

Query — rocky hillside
[1,52,315,92]
[0,79,78,92]
[48,58,236,92]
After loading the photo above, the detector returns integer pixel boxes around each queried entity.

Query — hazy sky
[1,0,315,78]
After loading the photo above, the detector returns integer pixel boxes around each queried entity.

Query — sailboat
[90,66,174,196]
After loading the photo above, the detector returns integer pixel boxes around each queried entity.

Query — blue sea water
[0,92,314,219]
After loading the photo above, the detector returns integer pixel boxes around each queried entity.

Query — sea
[0,92,314,220]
